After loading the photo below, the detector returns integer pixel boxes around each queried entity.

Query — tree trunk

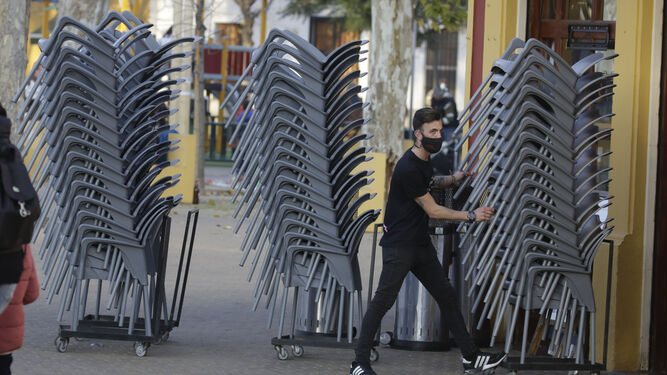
[234,0,258,46]
[169,0,195,202]
[240,14,255,46]
[365,0,413,181]
[194,0,206,194]
[57,0,110,27]
[170,1,193,131]
[0,0,30,143]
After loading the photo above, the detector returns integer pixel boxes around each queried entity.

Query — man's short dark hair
[412,107,441,131]
[0,102,6,117]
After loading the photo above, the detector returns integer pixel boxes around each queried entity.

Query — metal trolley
[503,239,615,374]
[270,223,383,362]
[54,209,199,357]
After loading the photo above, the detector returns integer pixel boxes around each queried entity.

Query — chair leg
[277,283,289,338]
[142,284,152,337]
[541,309,550,342]
[290,286,299,338]
[337,286,345,341]
[565,300,576,358]
[348,291,354,343]
[575,305,586,364]
[590,311,596,364]
[520,291,531,364]
[128,281,140,334]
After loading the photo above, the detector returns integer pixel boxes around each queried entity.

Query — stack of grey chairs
[222,29,380,343]
[453,38,616,364]
[12,11,195,337]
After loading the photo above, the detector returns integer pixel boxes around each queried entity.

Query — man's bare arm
[415,193,494,221]
[430,171,474,189]
[430,175,456,188]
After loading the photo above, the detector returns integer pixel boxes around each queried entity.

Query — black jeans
[354,244,477,364]
[0,354,12,375]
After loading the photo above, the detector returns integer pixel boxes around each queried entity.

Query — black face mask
[420,135,442,153]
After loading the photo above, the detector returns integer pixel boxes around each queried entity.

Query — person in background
[0,245,39,375]
[429,78,459,175]
[154,103,175,164]
[430,78,459,140]
[235,99,253,124]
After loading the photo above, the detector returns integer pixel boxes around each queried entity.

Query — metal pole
[260,0,267,44]
[603,239,614,369]
[219,37,230,121]
[42,0,50,39]
[370,223,382,342]
[408,19,417,130]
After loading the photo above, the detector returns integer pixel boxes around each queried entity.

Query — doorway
[527,0,616,194]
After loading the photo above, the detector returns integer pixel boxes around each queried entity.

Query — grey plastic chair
[452,38,616,365]
[12,11,196,338]
[222,29,378,346]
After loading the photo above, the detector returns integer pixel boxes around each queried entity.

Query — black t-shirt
[379,149,433,247]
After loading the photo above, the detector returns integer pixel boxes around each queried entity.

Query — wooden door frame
[527,0,615,55]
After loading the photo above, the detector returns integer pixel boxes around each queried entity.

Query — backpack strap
[0,148,37,203]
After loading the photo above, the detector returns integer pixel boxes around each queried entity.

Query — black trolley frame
[54,209,200,357]
[503,239,615,373]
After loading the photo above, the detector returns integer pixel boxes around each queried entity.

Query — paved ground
[10,167,622,374]
[204,164,235,191]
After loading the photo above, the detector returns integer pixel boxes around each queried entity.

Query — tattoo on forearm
[430,176,452,188]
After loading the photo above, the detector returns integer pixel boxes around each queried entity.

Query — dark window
[309,17,359,56]
[215,23,241,46]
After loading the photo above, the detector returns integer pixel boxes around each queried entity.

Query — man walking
[350,108,506,375]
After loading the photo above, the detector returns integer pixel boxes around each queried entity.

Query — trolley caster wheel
[55,337,69,353]
[275,345,289,360]
[134,342,150,357]
[292,345,304,357]
[379,331,393,346]
[369,348,379,362]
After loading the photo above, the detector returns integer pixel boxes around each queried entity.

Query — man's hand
[473,206,495,222]
[415,193,496,222]
[452,170,473,183]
